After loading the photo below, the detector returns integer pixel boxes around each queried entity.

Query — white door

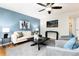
[76,18,79,40]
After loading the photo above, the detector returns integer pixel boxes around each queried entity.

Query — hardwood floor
[0,44,14,56]
[0,47,6,56]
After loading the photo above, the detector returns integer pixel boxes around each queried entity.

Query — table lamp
[2,28,10,33]
[2,28,10,38]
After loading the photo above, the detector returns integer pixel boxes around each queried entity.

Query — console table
[45,31,59,40]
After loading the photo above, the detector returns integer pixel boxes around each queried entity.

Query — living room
[0,3,79,56]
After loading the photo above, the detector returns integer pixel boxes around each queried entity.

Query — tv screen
[47,20,58,27]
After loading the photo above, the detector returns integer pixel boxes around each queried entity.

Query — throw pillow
[72,43,79,49]
[14,32,19,38]
[17,32,23,38]
[64,37,76,49]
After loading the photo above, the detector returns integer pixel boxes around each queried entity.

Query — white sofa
[11,31,32,44]
[46,40,79,56]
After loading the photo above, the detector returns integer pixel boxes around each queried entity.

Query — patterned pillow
[17,32,23,38]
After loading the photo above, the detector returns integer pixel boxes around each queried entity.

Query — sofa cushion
[22,31,31,37]
[55,40,68,48]
[17,37,28,42]
[17,36,27,40]
[64,37,76,49]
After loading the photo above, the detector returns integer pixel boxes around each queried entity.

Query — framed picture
[20,20,30,29]
[47,20,58,27]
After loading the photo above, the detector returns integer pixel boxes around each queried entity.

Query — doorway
[75,18,79,40]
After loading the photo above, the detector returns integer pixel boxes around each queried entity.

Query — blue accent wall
[0,7,40,38]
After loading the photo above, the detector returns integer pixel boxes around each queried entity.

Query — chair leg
[31,43,37,46]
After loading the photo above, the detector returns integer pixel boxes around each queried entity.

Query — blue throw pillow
[64,37,76,49]
[72,43,79,49]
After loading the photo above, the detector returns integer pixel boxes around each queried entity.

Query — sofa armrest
[11,34,17,44]
[46,46,79,56]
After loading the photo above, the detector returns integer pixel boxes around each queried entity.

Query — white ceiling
[0,3,79,18]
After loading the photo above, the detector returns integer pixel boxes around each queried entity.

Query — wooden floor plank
[0,47,6,56]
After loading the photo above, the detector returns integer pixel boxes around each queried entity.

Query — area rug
[6,40,55,56]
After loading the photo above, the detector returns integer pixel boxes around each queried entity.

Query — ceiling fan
[37,3,62,14]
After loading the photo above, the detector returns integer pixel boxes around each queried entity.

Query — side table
[2,37,11,47]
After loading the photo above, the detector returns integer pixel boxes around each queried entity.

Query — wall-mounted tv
[47,20,58,27]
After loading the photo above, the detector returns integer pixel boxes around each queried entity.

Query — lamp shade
[35,28,39,31]
[2,28,10,33]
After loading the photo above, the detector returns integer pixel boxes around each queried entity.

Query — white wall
[41,11,79,37]
[40,14,69,37]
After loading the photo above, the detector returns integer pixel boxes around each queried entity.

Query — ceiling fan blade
[37,3,46,7]
[38,9,45,12]
[46,3,50,6]
[51,3,54,5]
[52,6,62,9]
[46,3,54,6]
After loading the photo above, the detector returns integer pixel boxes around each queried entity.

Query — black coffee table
[31,37,49,50]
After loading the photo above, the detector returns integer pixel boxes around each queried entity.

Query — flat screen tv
[47,20,58,27]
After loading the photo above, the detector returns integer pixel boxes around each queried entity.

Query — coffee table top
[34,37,48,43]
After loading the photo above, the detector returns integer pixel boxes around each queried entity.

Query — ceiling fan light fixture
[46,7,51,11]
[48,11,51,14]
[37,3,62,14]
